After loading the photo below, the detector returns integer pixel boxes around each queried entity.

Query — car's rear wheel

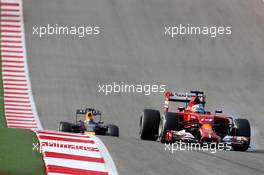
[107,124,119,137]
[140,109,161,140]
[232,118,251,151]
[59,122,72,132]
[159,112,181,143]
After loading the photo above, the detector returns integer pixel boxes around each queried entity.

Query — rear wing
[164,91,206,111]
[165,91,206,103]
[76,108,101,115]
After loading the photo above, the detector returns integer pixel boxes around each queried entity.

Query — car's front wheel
[107,124,119,137]
[139,109,161,141]
[59,122,72,132]
[232,118,251,151]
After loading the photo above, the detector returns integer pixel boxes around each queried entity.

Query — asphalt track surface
[23,0,264,174]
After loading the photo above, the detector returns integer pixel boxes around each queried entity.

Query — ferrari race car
[59,108,119,137]
[139,91,251,151]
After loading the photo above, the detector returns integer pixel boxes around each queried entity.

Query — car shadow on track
[245,149,264,154]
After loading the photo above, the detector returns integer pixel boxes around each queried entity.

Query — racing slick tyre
[107,124,119,137]
[232,118,251,151]
[59,122,72,132]
[140,109,161,141]
[159,112,181,143]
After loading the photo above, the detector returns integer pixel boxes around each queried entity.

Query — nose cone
[199,124,219,142]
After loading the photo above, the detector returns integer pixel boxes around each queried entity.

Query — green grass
[0,42,45,175]
[0,128,45,175]
[0,55,6,128]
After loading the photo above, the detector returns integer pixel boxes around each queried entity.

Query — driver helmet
[84,111,93,122]
[191,104,205,114]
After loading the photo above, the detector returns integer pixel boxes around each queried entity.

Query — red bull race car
[59,108,119,137]
[139,91,251,151]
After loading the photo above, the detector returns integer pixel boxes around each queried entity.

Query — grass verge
[0,128,45,175]
[0,54,5,128]
[0,35,45,175]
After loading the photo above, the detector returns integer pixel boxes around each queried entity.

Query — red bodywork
[163,91,232,143]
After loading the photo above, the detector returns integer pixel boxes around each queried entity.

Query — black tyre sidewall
[140,109,161,140]
[233,118,251,151]
[108,124,119,137]
[59,122,72,132]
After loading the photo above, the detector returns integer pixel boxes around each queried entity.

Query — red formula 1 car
[139,91,251,151]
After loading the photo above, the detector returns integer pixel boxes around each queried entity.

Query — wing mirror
[214,110,223,115]
[178,107,185,112]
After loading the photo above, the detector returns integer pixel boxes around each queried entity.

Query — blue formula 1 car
[59,108,119,137]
